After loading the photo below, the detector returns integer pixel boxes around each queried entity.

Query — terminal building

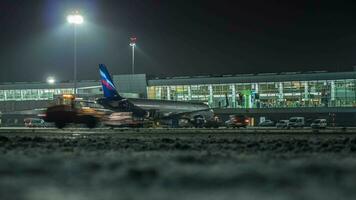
[0,70,355,126]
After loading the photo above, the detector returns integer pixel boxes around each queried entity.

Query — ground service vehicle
[24,118,45,127]
[311,119,327,129]
[288,117,305,128]
[225,115,249,128]
[276,120,289,128]
[44,95,105,129]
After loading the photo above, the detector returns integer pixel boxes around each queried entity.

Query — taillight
[245,119,249,123]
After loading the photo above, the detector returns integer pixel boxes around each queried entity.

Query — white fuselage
[130,98,214,120]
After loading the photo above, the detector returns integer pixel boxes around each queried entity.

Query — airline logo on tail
[99,64,119,98]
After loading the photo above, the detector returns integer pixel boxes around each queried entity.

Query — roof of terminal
[0,71,355,90]
[147,71,356,86]
[0,80,100,90]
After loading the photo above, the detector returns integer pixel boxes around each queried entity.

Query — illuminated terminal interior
[0,88,74,101]
[147,71,356,108]
[147,79,356,108]
[0,71,355,112]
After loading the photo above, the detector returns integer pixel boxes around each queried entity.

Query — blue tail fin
[99,64,122,99]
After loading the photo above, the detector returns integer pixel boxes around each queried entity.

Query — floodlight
[67,14,84,24]
[47,76,55,84]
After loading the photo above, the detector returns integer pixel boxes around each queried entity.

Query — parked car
[24,118,45,127]
[288,117,305,128]
[258,120,275,127]
[276,120,289,128]
[225,115,249,128]
[311,119,327,129]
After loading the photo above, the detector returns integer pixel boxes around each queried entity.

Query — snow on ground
[0,132,356,200]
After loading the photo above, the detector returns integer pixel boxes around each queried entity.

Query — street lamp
[129,36,137,74]
[67,12,83,96]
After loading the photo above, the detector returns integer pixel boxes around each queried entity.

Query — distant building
[1,70,356,126]
[147,71,356,109]
[0,71,355,113]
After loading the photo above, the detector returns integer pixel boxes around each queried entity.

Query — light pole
[67,12,83,96]
[129,36,137,74]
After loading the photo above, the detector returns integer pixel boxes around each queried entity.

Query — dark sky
[1,0,356,82]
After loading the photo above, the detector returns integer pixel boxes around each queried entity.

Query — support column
[254,83,259,108]
[187,86,192,101]
[331,80,335,101]
[254,83,259,93]
[157,87,162,99]
[231,84,236,108]
[37,89,41,100]
[167,87,171,100]
[208,85,213,106]
[20,90,24,101]
[248,94,252,108]
[304,81,309,100]
[278,82,284,102]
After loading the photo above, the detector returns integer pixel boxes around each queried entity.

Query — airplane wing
[160,108,213,120]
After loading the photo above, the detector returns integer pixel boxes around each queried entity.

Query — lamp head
[47,76,55,84]
[67,13,84,24]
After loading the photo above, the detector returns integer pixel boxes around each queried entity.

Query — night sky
[1,0,356,82]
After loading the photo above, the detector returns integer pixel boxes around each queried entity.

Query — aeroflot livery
[96,64,214,126]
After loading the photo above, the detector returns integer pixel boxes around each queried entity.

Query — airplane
[96,64,215,127]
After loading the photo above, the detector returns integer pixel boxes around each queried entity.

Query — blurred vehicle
[44,94,107,129]
[288,117,305,128]
[225,115,249,128]
[24,118,45,127]
[103,112,144,128]
[276,120,289,128]
[258,120,275,127]
[311,119,327,129]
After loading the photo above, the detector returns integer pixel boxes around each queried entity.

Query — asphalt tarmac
[1,128,356,200]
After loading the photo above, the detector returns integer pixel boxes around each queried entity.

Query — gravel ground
[1,132,356,200]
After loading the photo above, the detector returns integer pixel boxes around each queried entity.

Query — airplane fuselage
[97,64,215,125]
[97,97,213,120]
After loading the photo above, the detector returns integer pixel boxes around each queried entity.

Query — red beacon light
[130,36,137,47]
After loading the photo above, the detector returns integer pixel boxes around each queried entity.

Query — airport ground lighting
[46,76,55,85]
[67,12,83,96]
[67,14,84,24]
[130,37,137,74]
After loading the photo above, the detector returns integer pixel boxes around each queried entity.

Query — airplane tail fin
[99,64,123,99]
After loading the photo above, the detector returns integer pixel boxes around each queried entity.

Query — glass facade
[147,79,356,108]
[1,75,355,109]
[0,88,74,101]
